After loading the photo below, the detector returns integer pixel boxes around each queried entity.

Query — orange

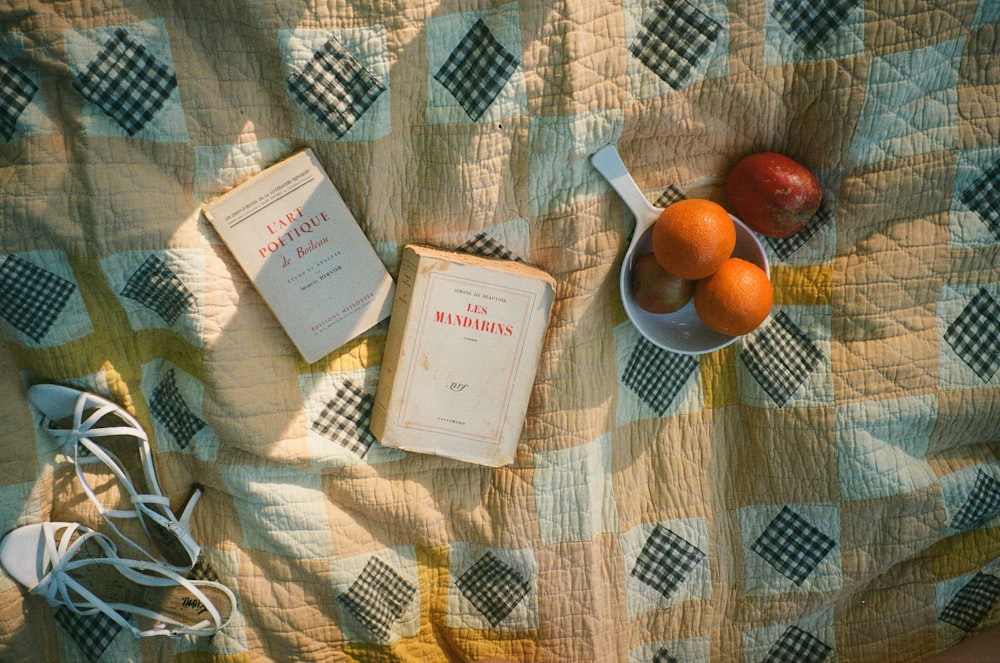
[652,198,736,280]
[693,257,772,336]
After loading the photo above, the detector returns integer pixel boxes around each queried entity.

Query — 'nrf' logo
[449,382,469,392]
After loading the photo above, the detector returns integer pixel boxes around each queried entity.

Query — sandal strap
[31,523,231,638]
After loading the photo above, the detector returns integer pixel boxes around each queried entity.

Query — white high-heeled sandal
[0,522,236,638]
[27,384,202,572]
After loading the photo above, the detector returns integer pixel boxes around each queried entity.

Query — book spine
[369,248,419,438]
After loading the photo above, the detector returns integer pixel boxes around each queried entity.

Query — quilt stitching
[0,255,76,343]
[71,27,177,136]
[434,18,518,121]
[0,56,37,141]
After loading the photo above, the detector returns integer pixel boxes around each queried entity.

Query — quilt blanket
[1,0,1000,661]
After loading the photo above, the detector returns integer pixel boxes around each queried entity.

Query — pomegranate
[726,152,822,238]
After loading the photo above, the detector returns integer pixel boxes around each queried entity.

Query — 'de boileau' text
[258,207,332,260]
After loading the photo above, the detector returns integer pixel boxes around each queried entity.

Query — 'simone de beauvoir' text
[258,207,331,260]
[433,302,514,336]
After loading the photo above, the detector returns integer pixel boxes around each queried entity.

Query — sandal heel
[27,384,203,572]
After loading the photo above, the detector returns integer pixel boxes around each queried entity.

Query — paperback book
[371,244,556,466]
[202,149,394,362]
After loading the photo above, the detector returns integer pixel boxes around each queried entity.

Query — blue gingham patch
[939,572,1000,632]
[773,0,861,53]
[762,625,833,663]
[957,157,1000,242]
[0,55,38,141]
[456,232,524,262]
[941,465,1000,533]
[622,338,700,416]
[119,254,197,325]
[71,26,177,136]
[766,202,833,261]
[750,506,836,586]
[54,607,122,660]
[0,254,76,343]
[456,551,532,627]
[149,368,207,451]
[631,524,706,601]
[944,287,1000,382]
[434,18,518,121]
[311,379,378,458]
[337,556,417,643]
[741,311,825,407]
[287,35,386,139]
[629,1,723,90]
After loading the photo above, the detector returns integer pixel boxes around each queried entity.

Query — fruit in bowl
[726,152,821,238]
[652,198,736,279]
[630,252,696,314]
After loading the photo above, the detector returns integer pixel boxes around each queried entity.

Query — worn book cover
[371,244,556,466]
[202,149,394,363]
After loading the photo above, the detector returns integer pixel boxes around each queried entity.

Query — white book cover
[202,149,394,362]
[371,244,556,466]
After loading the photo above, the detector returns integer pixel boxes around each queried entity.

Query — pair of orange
[652,199,772,336]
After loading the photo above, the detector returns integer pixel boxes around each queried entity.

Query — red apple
[726,152,822,238]
[630,252,695,314]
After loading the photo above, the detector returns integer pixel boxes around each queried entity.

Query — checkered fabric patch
[950,469,1000,530]
[631,524,706,601]
[54,606,122,661]
[434,19,519,121]
[311,379,377,458]
[762,625,833,663]
[741,311,825,407]
[456,551,531,627]
[960,159,1000,242]
[286,36,386,139]
[653,648,679,663]
[188,552,218,582]
[337,556,416,642]
[945,287,1000,382]
[773,0,860,52]
[0,56,38,141]
[629,1,722,90]
[149,369,206,450]
[119,255,196,325]
[751,506,835,585]
[940,572,1000,632]
[457,232,524,262]
[653,185,685,209]
[0,254,76,342]
[766,204,832,261]
[71,27,177,136]
[623,337,700,416]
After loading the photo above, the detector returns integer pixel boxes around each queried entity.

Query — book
[202,149,394,363]
[370,244,556,466]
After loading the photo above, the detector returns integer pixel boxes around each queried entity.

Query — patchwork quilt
[2,0,1000,661]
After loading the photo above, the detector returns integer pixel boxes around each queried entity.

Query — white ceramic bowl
[620,215,769,354]
[591,144,770,355]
